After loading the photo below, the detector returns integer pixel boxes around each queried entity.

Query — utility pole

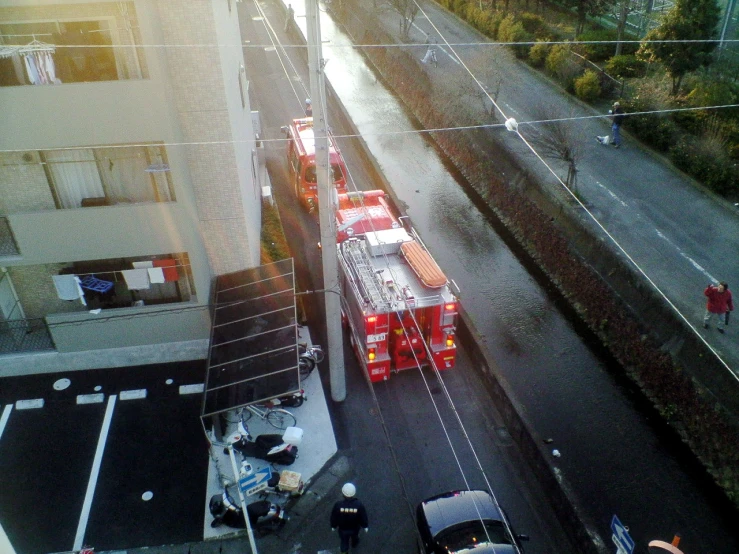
[305,0,346,402]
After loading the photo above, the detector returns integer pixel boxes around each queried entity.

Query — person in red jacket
[704,282,733,334]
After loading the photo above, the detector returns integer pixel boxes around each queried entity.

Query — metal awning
[201,258,300,418]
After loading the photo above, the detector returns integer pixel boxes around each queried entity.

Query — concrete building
[0,0,263,373]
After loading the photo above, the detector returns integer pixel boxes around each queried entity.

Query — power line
[410,0,738,382]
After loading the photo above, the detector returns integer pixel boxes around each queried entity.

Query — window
[42,144,175,209]
[0,2,147,86]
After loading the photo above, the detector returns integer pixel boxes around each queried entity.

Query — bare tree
[456,50,514,121]
[383,0,419,39]
[521,105,582,191]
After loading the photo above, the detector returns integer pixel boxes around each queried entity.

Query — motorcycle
[267,389,306,408]
[226,415,299,466]
[209,488,288,534]
[230,432,298,466]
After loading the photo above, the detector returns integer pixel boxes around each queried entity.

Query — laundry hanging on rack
[23,51,57,85]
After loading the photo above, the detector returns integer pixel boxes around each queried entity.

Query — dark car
[416,490,528,553]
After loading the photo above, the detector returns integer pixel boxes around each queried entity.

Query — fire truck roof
[340,230,454,314]
[336,190,400,239]
[292,117,342,162]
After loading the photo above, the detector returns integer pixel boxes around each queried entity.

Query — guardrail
[0,318,55,354]
[0,217,20,256]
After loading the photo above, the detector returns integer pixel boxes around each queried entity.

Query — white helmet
[342,483,356,498]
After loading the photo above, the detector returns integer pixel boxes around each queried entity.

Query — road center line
[0,405,12,441]
[73,395,117,552]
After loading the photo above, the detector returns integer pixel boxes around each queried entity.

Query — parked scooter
[209,488,288,533]
[227,419,299,466]
[267,389,306,408]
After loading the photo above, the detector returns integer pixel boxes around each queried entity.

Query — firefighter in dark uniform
[330,483,369,553]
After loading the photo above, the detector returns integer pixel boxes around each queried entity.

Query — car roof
[419,490,503,536]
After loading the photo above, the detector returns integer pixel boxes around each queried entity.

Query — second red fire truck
[282,117,348,212]
[335,190,460,382]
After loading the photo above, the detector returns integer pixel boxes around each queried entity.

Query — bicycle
[299,343,324,379]
[226,403,296,431]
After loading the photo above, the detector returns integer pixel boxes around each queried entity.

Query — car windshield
[304,164,344,184]
[331,163,345,183]
[435,520,512,552]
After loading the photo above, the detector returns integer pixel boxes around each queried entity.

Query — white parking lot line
[16,399,44,410]
[0,404,12,440]
[0,521,17,554]
[73,395,116,552]
[77,394,105,405]
[120,389,147,400]
[179,383,204,395]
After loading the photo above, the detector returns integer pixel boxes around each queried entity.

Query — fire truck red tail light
[368,347,376,361]
[446,334,455,347]
[444,303,456,311]
[367,316,377,323]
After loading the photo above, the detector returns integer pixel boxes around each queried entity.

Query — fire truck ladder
[344,239,392,312]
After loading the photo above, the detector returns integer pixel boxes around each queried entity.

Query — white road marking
[655,230,716,282]
[0,405,12,440]
[0,521,17,554]
[120,389,147,401]
[16,399,44,410]
[594,181,628,207]
[77,394,105,405]
[73,395,116,551]
[179,383,204,395]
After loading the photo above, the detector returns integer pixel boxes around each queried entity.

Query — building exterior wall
[0,0,261,366]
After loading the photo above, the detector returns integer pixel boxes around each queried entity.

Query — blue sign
[239,466,272,496]
[611,515,635,554]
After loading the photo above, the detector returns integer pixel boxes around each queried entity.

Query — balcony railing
[0,318,55,354]
[0,216,20,256]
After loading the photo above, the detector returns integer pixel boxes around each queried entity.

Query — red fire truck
[336,189,401,242]
[282,117,348,212]
[336,191,459,382]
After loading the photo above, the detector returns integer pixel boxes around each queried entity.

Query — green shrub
[467,6,493,35]
[627,110,679,152]
[576,29,619,61]
[605,55,647,79]
[260,203,291,264]
[519,12,547,38]
[670,136,739,195]
[498,15,531,59]
[529,41,551,68]
[546,43,581,90]
[546,42,570,74]
[451,0,468,15]
[486,12,506,39]
[574,70,602,102]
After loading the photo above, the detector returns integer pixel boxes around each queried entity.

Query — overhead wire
[411,0,738,382]
[291,5,523,549]
[3,101,739,155]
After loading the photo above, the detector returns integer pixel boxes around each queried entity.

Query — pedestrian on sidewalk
[609,101,625,148]
[421,38,437,66]
[284,4,295,32]
[330,483,369,553]
[703,282,733,333]
[305,98,312,117]
[596,101,625,147]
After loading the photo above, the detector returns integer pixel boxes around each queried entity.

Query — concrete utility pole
[305,0,346,401]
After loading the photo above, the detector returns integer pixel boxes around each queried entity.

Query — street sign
[611,515,635,554]
[238,466,272,496]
